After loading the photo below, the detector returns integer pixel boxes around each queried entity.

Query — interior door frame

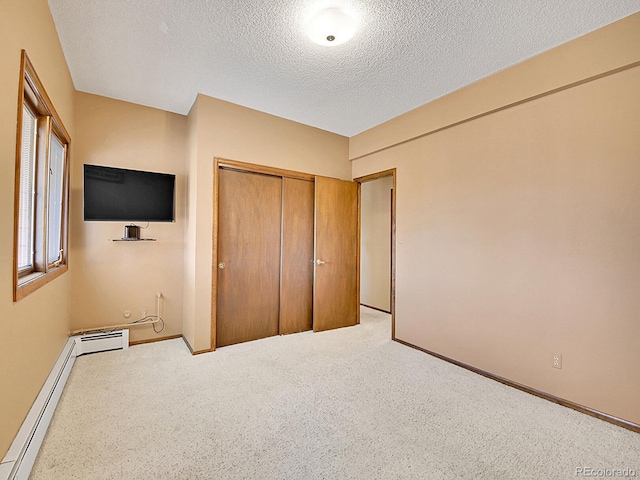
[354,169,397,340]
[212,158,315,350]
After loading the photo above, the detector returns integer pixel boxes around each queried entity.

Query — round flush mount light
[306,8,357,47]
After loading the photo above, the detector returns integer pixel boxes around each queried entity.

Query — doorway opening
[355,169,396,339]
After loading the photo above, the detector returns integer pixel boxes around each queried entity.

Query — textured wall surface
[0,0,75,459]
[69,93,187,344]
[360,176,393,312]
[183,95,350,352]
[352,16,640,425]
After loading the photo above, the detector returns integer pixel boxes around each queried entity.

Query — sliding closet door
[280,178,314,334]
[216,168,282,347]
[313,176,358,332]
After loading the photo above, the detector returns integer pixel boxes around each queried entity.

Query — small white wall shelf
[109,238,156,242]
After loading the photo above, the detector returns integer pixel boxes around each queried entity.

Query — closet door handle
[219,262,226,269]
[315,259,326,265]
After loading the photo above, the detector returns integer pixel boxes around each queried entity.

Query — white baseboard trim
[0,338,77,480]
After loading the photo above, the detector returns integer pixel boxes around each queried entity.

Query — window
[13,51,71,301]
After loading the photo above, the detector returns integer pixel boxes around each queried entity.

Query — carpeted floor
[31,307,639,479]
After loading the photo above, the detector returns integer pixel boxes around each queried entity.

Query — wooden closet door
[313,176,358,332]
[280,178,314,334]
[216,168,282,347]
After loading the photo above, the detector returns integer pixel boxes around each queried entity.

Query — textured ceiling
[48,1,640,137]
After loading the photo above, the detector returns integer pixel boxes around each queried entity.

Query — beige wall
[350,13,640,160]
[352,13,640,425]
[2,1,636,462]
[360,176,393,312]
[182,99,200,351]
[0,0,76,457]
[69,93,187,343]
[183,95,351,351]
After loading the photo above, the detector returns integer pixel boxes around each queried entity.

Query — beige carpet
[31,307,639,479]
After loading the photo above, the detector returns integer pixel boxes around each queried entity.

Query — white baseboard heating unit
[74,329,129,356]
[0,338,76,480]
[0,330,129,480]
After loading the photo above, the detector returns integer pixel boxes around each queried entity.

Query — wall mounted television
[84,164,176,222]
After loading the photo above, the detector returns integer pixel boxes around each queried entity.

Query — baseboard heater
[74,329,129,356]
[0,330,129,480]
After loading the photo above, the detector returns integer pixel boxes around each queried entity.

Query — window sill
[14,264,68,302]
[18,271,44,284]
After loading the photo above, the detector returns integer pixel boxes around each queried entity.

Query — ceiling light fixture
[306,8,357,47]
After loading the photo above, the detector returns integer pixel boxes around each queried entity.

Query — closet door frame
[212,158,316,350]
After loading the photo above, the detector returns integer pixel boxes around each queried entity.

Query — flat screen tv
[84,164,175,222]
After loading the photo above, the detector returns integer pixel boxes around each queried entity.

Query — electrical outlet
[553,354,562,369]
[140,309,147,319]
